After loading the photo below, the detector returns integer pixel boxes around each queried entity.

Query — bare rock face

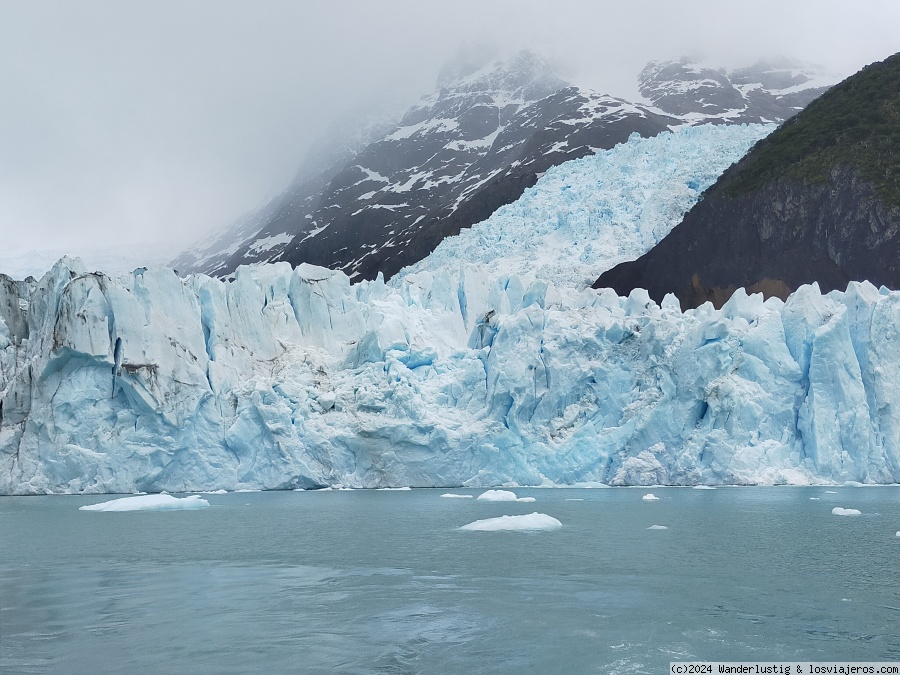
[594,166,900,309]
[595,53,900,309]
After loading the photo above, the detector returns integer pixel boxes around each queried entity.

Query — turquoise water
[2,487,899,673]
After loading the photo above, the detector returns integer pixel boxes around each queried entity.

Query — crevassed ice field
[7,124,900,494]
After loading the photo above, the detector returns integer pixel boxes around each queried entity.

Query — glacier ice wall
[2,123,895,494]
[2,256,900,494]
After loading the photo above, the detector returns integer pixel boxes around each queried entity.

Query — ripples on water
[2,487,900,673]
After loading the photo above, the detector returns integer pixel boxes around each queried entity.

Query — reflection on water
[2,487,900,673]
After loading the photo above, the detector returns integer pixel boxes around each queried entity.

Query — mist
[1,0,897,277]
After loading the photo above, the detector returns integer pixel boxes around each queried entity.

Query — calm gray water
[2,487,899,674]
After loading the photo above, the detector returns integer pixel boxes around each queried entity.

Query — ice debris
[642,494,660,501]
[477,490,535,503]
[79,494,209,512]
[832,507,861,516]
[459,513,562,531]
[441,493,474,499]
[646,525,668,530]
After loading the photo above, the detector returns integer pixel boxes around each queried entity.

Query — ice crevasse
[1,124,897,494]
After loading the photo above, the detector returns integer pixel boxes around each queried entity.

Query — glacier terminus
[1,125,897,494]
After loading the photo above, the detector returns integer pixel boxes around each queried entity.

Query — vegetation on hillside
[726,52,900,207]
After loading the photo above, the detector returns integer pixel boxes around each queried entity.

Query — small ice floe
[841,598,852,602]
[642,493,659,501]
[832,507,861,516]
[825,490,838,494]
[379,486,412,490]
[693,486,716,490]
[440,493,473,499]
[201,489,228,495]
[80,494,209,512]
[459,513,561,532]
[646,525,668,530]
[565,498,584,501]
[476,489,535,503]
[236,489,261,493]
[810,497,820,500]
[895,531,900,537]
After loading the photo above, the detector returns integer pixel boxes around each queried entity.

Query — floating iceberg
[459,513,562,531]
[477,490,535,503]
[646,525,668,530]
[79,494,209,512]
[832,507,861,516]
[441,493,474,499]
[641,493,660,501]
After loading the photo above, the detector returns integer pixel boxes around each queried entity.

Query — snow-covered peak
[400,50,567,128]
[435,49,565,100]
[639,57,835,120]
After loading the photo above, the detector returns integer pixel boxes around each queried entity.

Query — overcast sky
[1,0,897,275]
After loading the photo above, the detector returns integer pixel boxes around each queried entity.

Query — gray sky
[1,0,897,275]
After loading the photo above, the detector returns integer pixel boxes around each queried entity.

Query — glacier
[3,124,900,494]
[393,124,774,289]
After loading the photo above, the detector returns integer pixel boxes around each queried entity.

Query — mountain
[594,53,900,309]
[638,58,834,122]
[170,101,403,277]
[173,53,832,281]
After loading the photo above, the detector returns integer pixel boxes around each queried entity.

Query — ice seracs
[4,122,900,494]
[8,254,900,494]
[392,124,772,290]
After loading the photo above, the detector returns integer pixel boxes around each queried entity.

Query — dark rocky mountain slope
[594,52,900,309]
[174,53,832,281]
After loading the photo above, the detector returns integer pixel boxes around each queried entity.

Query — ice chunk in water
[831,507,861,516]
[642,493,659,501]
[460,513,561,531]
[79,494,210,512]
[477,489,535,503]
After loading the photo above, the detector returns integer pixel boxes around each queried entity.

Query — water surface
[2,487,899,673]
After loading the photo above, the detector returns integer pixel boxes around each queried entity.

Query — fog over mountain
[1,0,897,278]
